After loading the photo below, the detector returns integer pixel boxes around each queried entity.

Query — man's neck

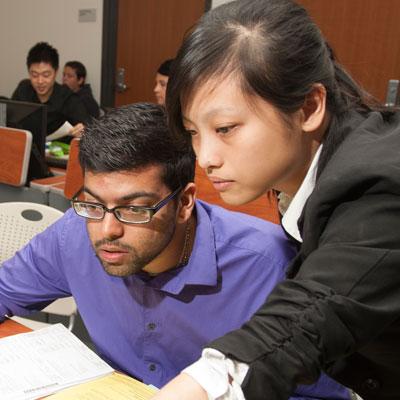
[144,214,196,276]
[37,87,54,103]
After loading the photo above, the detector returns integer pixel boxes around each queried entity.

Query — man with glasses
[0,103,349,398]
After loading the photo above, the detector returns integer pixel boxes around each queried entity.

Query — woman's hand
[151,373,208,400]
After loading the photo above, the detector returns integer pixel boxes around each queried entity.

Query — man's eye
[125,208,144,215]
[86,204,100,212]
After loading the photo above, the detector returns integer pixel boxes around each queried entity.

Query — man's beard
[93,224,176,277]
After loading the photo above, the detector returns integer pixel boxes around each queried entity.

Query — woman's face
[154,73,169,105]
[183,76,317,204]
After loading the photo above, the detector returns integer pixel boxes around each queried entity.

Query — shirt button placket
[148,363,156,372]
[147,322,156,331]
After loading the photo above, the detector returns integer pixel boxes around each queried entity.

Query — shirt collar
[281,146,322,243]
[139,201,218,295]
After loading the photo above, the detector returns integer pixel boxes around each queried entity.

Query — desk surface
[46,154,68,168]
[0,318,31,338]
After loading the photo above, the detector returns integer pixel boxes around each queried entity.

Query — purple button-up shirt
[0,200,348,398]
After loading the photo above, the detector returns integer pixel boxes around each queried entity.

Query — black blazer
[209,111,400,400]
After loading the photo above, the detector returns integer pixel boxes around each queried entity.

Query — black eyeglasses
[71,186,181,224]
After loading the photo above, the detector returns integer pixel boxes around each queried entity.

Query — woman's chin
[219,189,264,206]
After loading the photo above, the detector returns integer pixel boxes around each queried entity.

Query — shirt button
[361,378,381,392]
[147,322,156,331]
[149,363,156,371]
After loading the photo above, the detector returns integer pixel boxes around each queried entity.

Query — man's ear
[78,77,85,87]
[300,83,327,133]
[177,183,196,223]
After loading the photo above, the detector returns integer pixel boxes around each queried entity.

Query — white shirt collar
[281,146,322,243]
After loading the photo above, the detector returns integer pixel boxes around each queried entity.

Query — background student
[153,59,174,106]
[62,60,100,119]
[0,103,350,399]
[12,42,88,139]
[152,0,400,399]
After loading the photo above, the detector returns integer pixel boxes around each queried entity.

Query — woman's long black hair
[166,0,384,178]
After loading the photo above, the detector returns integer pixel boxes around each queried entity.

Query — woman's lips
[208,177,235,192]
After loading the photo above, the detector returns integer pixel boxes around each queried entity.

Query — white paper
[46,121,73,141]
[0,324,114,400]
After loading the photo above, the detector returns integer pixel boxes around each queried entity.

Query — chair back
[63,138,84,199]
[0,127,32,187]
[0,201,78,331]
[194,164,280,224]
[29,138,84,201]
[0,202,63,262]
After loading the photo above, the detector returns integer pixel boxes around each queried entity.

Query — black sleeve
[82,95,100,119]
[62,93,90,126]
[208,191,400,399]
[11,80,27,100]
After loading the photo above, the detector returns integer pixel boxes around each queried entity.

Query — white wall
[0,0,103,102]
[212,0,232,8]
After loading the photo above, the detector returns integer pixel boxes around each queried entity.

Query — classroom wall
[0,0,103,102]
[212,0,232,8]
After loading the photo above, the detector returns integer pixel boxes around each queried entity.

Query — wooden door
[115,0,207,106]
[298,0,400,102]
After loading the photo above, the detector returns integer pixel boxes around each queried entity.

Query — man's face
[83,166,179,277]
[62,66,83,92]
[28,62,57,102]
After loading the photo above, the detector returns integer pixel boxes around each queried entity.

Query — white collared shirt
[281,145,322,243]
[183,147,322,400]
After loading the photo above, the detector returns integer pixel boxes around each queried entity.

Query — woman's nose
[194,134,223,171]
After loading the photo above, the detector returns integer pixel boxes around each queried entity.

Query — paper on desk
[46,121,73,141]
[47,372,158,399]
[0,324,113,400]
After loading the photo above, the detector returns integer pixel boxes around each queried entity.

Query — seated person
[0,103,350,399]
[62,60,100,119]
[12,42,89,140]
[154,59,174,105]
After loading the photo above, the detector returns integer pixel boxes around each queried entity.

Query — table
[46,154,68,169]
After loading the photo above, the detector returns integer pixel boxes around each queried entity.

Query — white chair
[0,202,77,330]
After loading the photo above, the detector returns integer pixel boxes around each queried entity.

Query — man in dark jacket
[62,60,100,119]
[12,42,88,140]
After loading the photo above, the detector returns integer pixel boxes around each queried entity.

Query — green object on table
[49,141,70,158]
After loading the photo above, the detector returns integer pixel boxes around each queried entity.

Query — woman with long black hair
[152,1,400,399]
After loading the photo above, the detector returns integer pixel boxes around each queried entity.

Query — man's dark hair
[157,59,174,77]
[27,42,59,70]
[79,102,195,191]
[65,61,87,85]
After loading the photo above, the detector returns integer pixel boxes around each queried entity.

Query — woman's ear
[177,183,196,223]
[300,83,327,133]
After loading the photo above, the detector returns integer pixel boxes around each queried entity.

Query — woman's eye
[184,128,197,136]
[216,125,235,134]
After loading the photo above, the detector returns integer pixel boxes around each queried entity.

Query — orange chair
[0,127,32,187]
[30,138,84,200]
[194,164,280,224]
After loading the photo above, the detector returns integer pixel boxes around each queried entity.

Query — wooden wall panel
[298,0,400,102]
[116,0,206,106]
